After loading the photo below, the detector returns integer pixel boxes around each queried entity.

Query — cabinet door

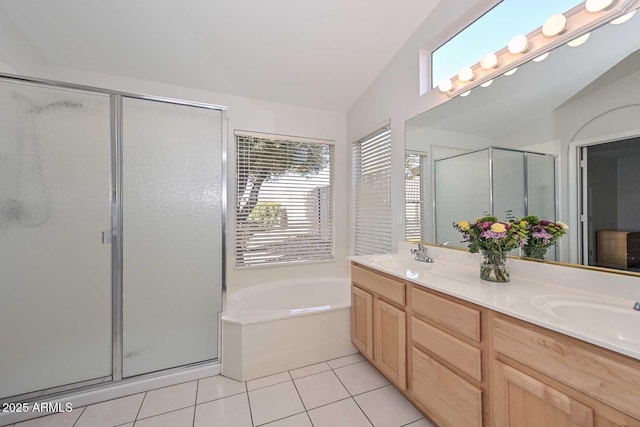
[493,361,594,427]
[351,285,373,359]
[412,347,482,427]
[374,299,406,390]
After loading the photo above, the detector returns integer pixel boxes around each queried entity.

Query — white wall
[346,0,497,251]
[35,65,349,294]
[0,7,46,76]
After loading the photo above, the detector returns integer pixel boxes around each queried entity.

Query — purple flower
[482,221,490,230]
[539,220,551,226]
[481,230,507,241]
[532,230,552,245]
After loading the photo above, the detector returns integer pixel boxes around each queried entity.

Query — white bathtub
[221,277,356,381]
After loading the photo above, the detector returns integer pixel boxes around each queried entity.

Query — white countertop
[350,249,640,361]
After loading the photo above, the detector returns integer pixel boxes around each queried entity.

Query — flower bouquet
[453,215,526,282]
[518,216,568,259]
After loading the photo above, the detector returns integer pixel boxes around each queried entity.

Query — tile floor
[8,353,434,427]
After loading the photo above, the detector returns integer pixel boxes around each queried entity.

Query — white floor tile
[248,381,304,426]
[14,409,83,427]
[75,393,144,427]
[137,381,197,419]
[246,372,291,391]
[333,361,389,395]
[403,419,435,427]
[327,353,365,369]
[308,398,372,427]
[134,407,194,427]
[194,393,252,427]
[197,375,246,404]
[294,371,349,410]
[262,413,312,427]
[355,385,422,427]
[290,362,331,379]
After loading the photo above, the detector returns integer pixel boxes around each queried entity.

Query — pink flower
[482,221,490,230]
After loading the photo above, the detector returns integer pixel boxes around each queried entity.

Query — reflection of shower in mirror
[0,92,83,228]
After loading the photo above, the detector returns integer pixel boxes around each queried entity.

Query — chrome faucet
[634,302,640,311]
[411,244,434,263]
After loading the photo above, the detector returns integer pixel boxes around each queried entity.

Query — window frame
[234,130,335,268]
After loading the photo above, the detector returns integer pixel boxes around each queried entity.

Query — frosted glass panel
[527,154,556,220]
[492,149,525,219]
[122,98,223,377]
[0,80,112,398]
[435,150,490,247]
[527,154,557,259]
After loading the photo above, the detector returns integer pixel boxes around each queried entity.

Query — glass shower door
[0,80,113,399]
[121,97,223,377]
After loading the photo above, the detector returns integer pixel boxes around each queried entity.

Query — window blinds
[353,125,392,255]
[405,152,427,241]
[235,132,334,267]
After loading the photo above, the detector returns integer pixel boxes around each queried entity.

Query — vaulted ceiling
[0,0,443,111]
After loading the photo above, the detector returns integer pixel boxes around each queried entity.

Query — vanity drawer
[351,264,405,306]
[411,286,481,342]
[412,316,482,382]
[493,316,640,420]
[412,347,482,427]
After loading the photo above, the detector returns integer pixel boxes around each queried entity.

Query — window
[431,0,583,88]
[405,152,427,241]
[235,131,334,267]
[353,124,392,255]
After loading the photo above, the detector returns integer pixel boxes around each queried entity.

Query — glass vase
[480,250,510,283]
[521,245,548,260]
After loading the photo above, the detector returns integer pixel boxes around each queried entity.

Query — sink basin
[368,254,433,273]
[531,295,640,345]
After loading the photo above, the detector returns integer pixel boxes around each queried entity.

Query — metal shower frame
[0,71,228,404]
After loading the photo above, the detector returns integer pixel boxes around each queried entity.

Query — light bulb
[542,14,567,37]
[585,0,615,12]
[567,33,590,47]
[611,10,636,24]
[503,68,518,76]
[480,80,493,88]
[533,52,550,62]
[438,79,453,93]
[480,53,498,69]
[508,35,529,54]
[460,90,471,97]
[458,67,474,82]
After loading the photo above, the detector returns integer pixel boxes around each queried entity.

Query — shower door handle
[102,230,112,244]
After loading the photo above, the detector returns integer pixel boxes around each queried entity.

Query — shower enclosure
[434,147,557,255]
[0,76,225,403]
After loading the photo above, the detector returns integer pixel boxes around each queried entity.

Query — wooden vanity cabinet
[409,285,486,427]
[350,263,640,427]
[351,263,406,390]
[492,314,640,427]
[351,285,373,359]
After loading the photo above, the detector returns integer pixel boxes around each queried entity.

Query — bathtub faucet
[411,244,434,263]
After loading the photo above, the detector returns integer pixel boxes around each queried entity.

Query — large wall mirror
[405,10,640,274]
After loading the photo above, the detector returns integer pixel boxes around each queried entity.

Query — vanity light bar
[438,0,640,97]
